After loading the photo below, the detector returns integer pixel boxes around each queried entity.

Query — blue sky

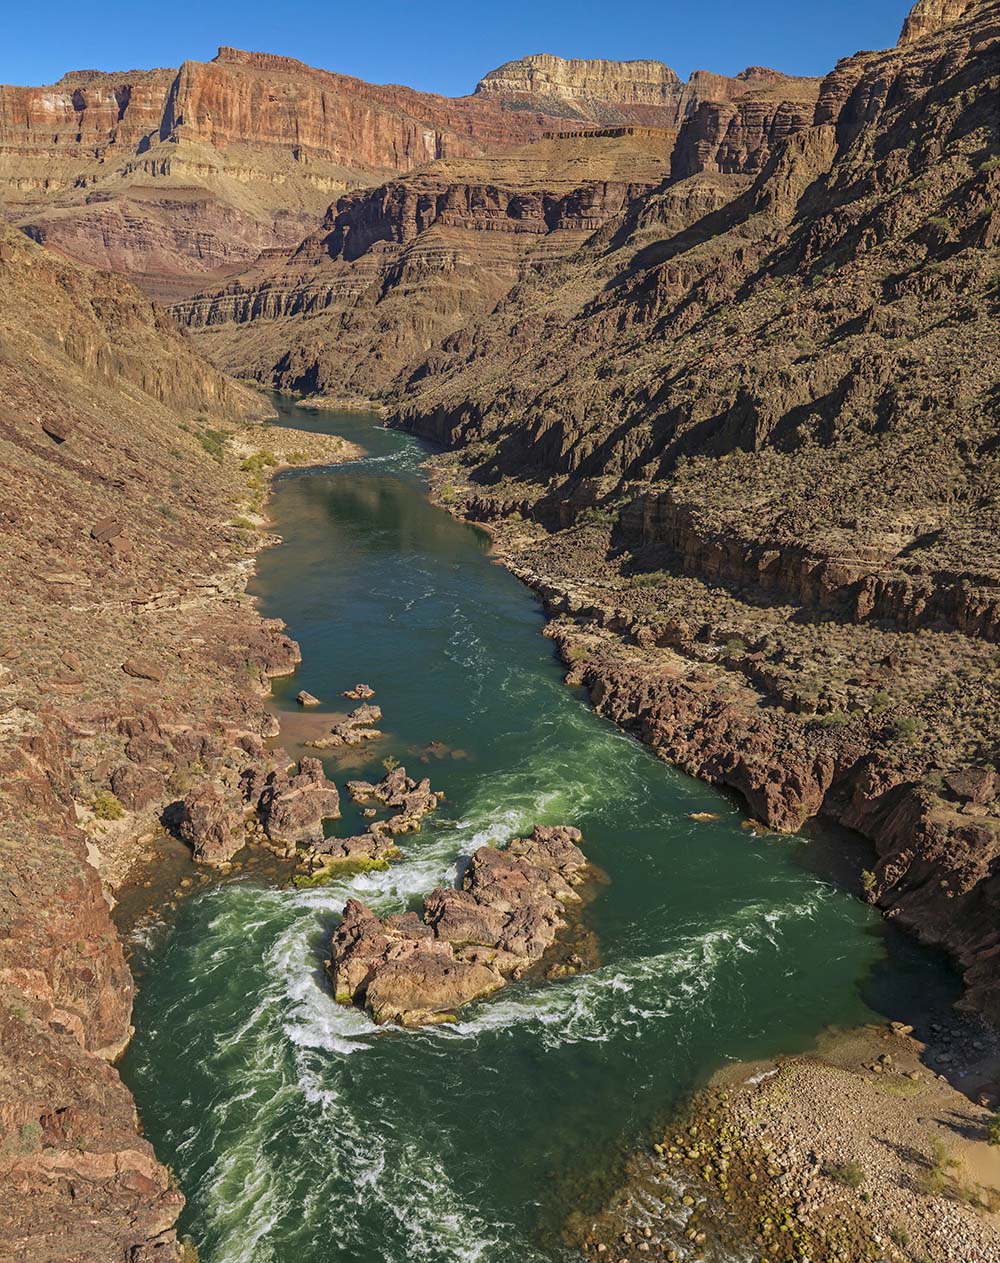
[4,0,914,92]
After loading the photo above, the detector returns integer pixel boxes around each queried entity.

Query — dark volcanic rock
[258,756,340,846]
[328,824,591,1025]
[178,782,246,865]
[110,762,164,812]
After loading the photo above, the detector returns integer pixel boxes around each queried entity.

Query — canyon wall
[387,0,1000,1015]
[0,47,582,296]
[174,129,680,398]
[475,53,816,127]
[0,225,282,1261]
[0,48,818,296]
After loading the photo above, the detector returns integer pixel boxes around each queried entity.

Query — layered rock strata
[328,825,591,1024]
[0,47,812,295]
[0,47,573,295]
[174,127,679,397]
[475,54,815,128]
[386,0,1000,1022]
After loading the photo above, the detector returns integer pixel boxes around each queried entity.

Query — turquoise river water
[119,399,957,1263]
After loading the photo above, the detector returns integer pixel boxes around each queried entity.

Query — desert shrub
[576,507,617,528]
[823,1158,866,1189]
[820,709,849,728]
[885,715,926,744]
[919,1137,958,1196]
[196,428,228,463]
[240,451,277,474]
[987,1111,1000,1147]
[91,791,125,821]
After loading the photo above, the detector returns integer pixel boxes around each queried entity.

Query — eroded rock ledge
[328,825,593,1025]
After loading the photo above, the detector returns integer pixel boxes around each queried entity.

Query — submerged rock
[328,824,592,1025]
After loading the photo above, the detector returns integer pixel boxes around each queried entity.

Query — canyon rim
[1,0,1000,1260]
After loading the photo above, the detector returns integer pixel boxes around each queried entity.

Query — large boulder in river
[178,783,246,865]
[308,704,383,749]
[329,900,505,1025]
[328,824,592,1025]
[259,756,340,846]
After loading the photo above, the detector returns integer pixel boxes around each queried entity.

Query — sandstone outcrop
[328,825,591,1024]
[899,0,977,42]
[475,55,814,128]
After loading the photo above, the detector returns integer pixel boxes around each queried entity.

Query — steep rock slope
[175,71,820,398]
[176,128,682,398]
[0,48,578,298]
[0,225,282,1261]
[388,1,1000,1015]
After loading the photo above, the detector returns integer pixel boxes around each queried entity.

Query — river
[119,398,957,1263]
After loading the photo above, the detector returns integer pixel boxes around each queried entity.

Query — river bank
[572,1025,1000,1263]
[111,397,996,1263]
[412,445,1000,1030]
[0,362,360,1258]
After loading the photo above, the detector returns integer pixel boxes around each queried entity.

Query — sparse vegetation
[91,791,125,821]
[823,1158,866,1189]
[575,507,617,528]
[819,709,849,728]
[240,451,278,474]
[885,715,926,745]
[195,427,229,463]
